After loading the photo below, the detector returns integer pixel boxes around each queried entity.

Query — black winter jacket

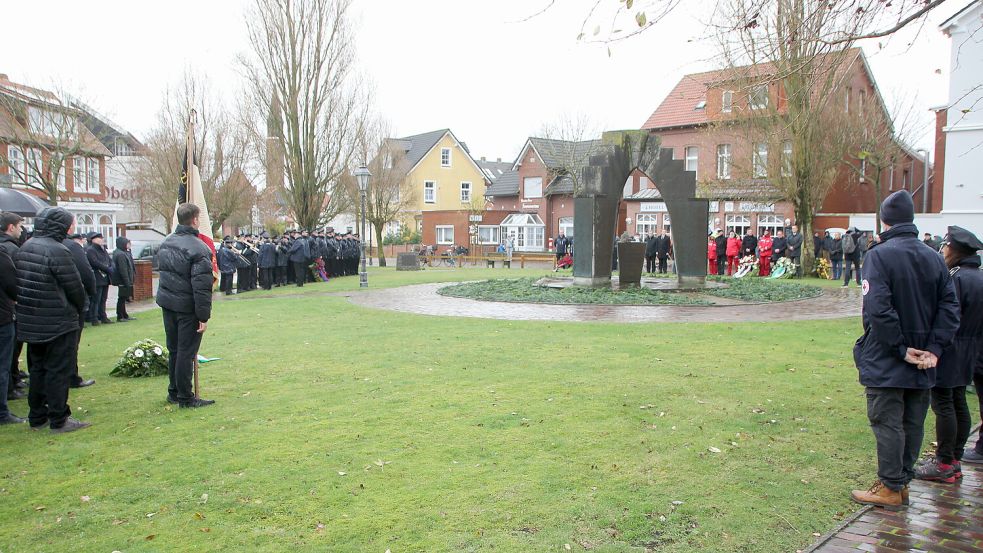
[86,241,112,287]
[655,235,672,257]
[644,235,658,257]
[258,242,277,268]
[771,236,787,258]
[935,255,983,388]
[0,234,17,326]
[112,236,135,287]
[288,238,310,263]
[714,235,727,257]
[786,232,803,258]
[216,245,237,274]
[853,223,960,389]
[155,225,213,322]
[62,237,96,321]
[741,235,757,256]
[275,242,289,267]
[14,207,86,343]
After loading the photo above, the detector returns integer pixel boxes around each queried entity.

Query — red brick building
[0,74,121,242]
[640,48,930,235]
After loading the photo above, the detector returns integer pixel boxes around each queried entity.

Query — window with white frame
[6,146,25,184]
[28,106,44,135]
[781,140,793,177]
[523,176,542,199]
[639,175,650,189]
[758,214,783,236]
[477,225,500,244]
[858,89,866,115]
[87,158,99,193]
[844,87,852,113]
[748,85,768,110]
[684,146,698,177]
[73,156,86,192]
[56,159,66,191]
[460,181,471,203]
[663,213,671,234]
[726,214,750,236]
[440,148,451,167]
[559,216,574,238]
[436,225,454,244]
[722,90,733,113]
[752,143,768,178]
[424,181,435,203]
[636,213,658,237]
[26,149,42,185]
[716,144,732,179]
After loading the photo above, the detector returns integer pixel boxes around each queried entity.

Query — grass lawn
[0,267,888,552]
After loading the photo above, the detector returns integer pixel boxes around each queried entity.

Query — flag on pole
[173,110,218,277]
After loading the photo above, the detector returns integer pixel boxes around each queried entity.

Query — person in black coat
[713,230,727,276]
[1,213,28,402]
[655,231,672,274]
[644,233,658,274]
[63,232,97,389]
[916,226,983,476]
[0,212,25,423]
[216,237,237,295]
[324,231,339,278]
[112,236,136,322]
[15,207,88,432]
[771,229,787,264]
[740,228,757,259]
[156,203,214,408]
[275,236,289,286]
[84,232,113,325]
[287,230,310,287]
[850,191,960,510]
[257,237,277,290]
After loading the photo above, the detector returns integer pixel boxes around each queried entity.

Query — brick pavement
[807,430,983,553]
[346,282,863,323]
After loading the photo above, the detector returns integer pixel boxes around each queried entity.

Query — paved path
[346,282,863,323]
[807,431,983,553]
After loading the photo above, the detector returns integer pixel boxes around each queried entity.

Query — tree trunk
[374,223,386,267]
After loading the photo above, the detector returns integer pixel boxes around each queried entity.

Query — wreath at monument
[769,257,797,279]
[110,339,169,378]
[733,255,759,279]
[813,257,831,280]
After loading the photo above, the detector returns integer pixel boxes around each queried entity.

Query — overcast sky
[2,0,967,161]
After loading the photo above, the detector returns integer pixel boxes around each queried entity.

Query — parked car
[130,240,162,269]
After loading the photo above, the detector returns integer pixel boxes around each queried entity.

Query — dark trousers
[259,267,274,290]
[930,386,971,464]
[220,272,234,294]
[292,262,307,286]
[27,331,77,428]
[844,256,861,285]
[286,263,295,284]
[162,309,203,404]
[832,259,843,280]
[275,266,287,286]
[658,255,668,274]
[645,256,655,273]
[236,268,249,293]
[716,256,726,276]
[974,373,983,455]
[0,322,14,418]
[116,293,129,320]
[86,285,109,322]
[866,387,930,491]
[71,327,84,386]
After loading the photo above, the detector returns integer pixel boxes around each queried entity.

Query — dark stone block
[617,242,646,286]
[396,252,420,271]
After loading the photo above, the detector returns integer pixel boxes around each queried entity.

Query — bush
[383,227,422,245]
[110,339,169,378]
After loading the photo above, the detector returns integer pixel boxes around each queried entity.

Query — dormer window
[722,90,733,113]
[694,100,707,110]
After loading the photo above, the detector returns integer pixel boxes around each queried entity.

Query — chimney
[497,158,501,163]
[0,74,8,82]
[480,156,486,162]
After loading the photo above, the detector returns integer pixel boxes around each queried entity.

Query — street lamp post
[353,164,371,288]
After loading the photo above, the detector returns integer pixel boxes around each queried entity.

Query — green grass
[706,276,823,303]
[0,267,887,552]
[439,278,711,305]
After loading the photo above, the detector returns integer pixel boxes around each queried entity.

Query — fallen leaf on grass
[81,496,90,502]
[708,446,722,454]
[200,493,209,504]
[34,505,45,511]
[200,527,211,533]
[338,471,347,476]
[145,534,156,541]
[194,512,205,520]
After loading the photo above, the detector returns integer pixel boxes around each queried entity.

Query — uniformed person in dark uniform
[916,226,983,474]
[234,234,251,293]
[275,236,289,286]
[850,191,960,510]
[325,230,339,277]
[257,236,277,290]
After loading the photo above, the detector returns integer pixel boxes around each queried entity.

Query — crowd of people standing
[215,228,363,294]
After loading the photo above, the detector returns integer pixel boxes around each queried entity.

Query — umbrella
[0,188,50,216]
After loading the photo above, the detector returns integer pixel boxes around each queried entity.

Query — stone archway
[572,131,708,287]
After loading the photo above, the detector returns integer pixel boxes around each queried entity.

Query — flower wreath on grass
[110,339,169,378]
[733,255,759,278]
[813,257,831,280]
[770,256,797,279]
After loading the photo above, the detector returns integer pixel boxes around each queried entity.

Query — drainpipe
[917,149,930,213]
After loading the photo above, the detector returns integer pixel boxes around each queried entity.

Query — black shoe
[16,370,27,380]
[961,449,983,465]
[0,414,25,425]
[70,379,96,388]
[50,417,91,433]
[99,319,114,325]
[7,389,26,401]
[179,398,215,409]
[117,317,131,323]
[166,396,178,405]
[29,423,47,431]
[90,320,101,326]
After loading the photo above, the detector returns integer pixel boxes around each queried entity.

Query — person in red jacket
[726,231,741,275]
[758,230,773,277]
[707,234,718,275]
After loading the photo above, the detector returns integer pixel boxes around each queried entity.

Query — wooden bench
[484,254,511,268]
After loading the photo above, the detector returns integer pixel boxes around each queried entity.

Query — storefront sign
[640,202,668,212]
[739,202,775,212]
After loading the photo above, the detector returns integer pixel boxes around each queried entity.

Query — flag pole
[188,109,201,400]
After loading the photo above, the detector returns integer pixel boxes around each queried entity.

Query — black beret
[946,225,983,253]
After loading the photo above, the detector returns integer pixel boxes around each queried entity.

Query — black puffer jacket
[0,234,17,326]
[15,208,86,343]
[62,237,96,323]
[155,225,213,322]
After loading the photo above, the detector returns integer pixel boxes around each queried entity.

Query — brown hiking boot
[901,486,909,506]
[851,480,903,511]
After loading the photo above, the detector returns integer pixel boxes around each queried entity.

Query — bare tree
[536,113,604,197]
[339,118,416,266]
[131,72,255,234]
[0,80,108,204]
[240,0,368,231]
